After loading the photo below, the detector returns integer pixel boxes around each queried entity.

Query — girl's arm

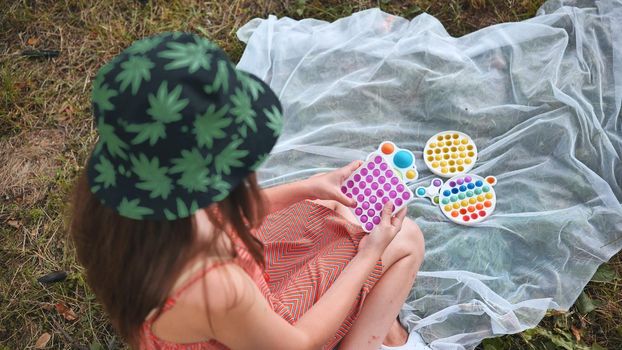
[205,205,406,350]
[261,161,361,214]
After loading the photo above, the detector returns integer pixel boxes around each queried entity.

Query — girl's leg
[325,200,425,350]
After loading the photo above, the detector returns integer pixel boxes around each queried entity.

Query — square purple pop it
[341,153,414,232]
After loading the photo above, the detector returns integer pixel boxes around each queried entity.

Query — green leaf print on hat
[214,139,249,175]
[126,36,163,55]
[251,153,269,171]
[230,88,257,138]
[94,117,129,160]
[158,37,216,73]
[264,105,283,137]
[163,198,199,220]
[169,148,212,192]
[118,197,154,220]
[147,81,189,124]
[236,70,265,101]
[193,104,232,149]
[204,60,230,94]
[115,55,155,95]
[93,156,116,189]
[209,174,232,202]
[130,153,173,199]
[126,121,166,146]
[92,79,118,112]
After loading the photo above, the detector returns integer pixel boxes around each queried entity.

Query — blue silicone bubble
[393,150,413,168]
[451,188,459,194]
[467,183,475,189]
[443,190,451,196]
[459,185,467,192]
[475,180,483,187]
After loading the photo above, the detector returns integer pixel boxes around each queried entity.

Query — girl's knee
[397,219,425,264]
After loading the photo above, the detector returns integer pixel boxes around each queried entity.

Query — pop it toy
[341,142,418,232]
[414,178,444,205]
[424,131,477,177]
[435,174,497,225]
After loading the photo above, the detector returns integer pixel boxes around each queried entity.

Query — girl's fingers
[381,202,394,223]
[391,207,407,229]
[337,191,357,207]
[341,160,363,177]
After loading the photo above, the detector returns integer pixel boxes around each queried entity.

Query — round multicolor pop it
[437,174,497,225]
[424,131,477,178]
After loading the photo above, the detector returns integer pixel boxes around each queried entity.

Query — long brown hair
[68,169,266,348]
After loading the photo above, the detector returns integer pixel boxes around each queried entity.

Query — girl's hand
[358,203,407,257]
[306,160,363,207]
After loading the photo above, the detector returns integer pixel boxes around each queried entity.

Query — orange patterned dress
[140,200,383,349]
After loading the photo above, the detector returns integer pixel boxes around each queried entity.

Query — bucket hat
[86,32,282,220]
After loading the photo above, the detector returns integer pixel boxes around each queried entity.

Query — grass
[0,0,619,349]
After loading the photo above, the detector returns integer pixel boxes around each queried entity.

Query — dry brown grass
[2,0,619,349]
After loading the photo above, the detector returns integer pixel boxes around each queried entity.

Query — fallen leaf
[27,37,40,46]
[570,324,582,342]
[35,332,51,348]
[7,220,21,229]
[576,291,600,314]
[55,303,78,321]
[591,264,618,283]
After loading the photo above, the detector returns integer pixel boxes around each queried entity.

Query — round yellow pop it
[423,131,477,178]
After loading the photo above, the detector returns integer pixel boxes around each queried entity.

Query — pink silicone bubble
[464,176,472,183]
[364,188,371,196]
[357,194,364,202]
[369,195,377,203]
[352,187,359,195]
[360,168,368,176]
[375,203,383,211]
[402,191,411,200]
[380,163,388,171]
[383,183,391,191]
[389,190,397,199]
[382,197,389,204]
[391,177,399,185]
[449,181,456,187]
[395,198,403,206]
[341,186,347,194]
[365,222,374,231]
[346,193,353,198]
[367,162,375,170]
[386,170,394,177]
[358,182,365,189]
[365,175,373,183]
[371,182,379,190]
[355,208,363,215]
[376,189,384,197]
[457,178,464,185]
[360,215,368,223]
[362,202,370,210]
[354,174,361,181]
[368,209,375,217]
[396,184,405,192]
[433,179,442,187]
[378,176,386,184]
[372,216,381,225]
[373,169,380,176]
[347,180,354,188]
[374,156,382,164]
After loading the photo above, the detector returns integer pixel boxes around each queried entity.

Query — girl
[69,32,424,350]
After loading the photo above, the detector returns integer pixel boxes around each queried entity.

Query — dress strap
[145,259,234,323]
